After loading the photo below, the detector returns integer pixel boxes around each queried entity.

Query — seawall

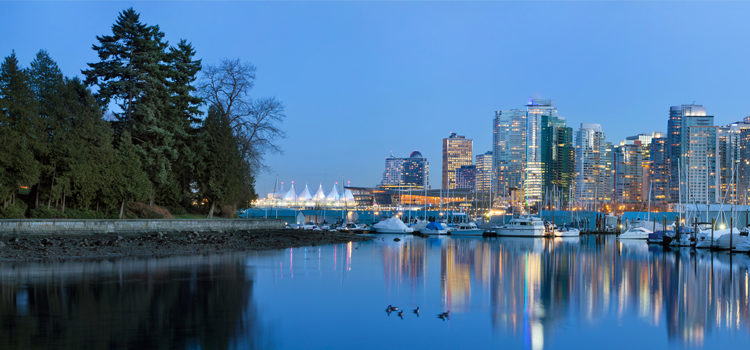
[0,219,285,236]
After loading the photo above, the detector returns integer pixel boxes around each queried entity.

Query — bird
[437,311,450,320]
[398,310,404,319]
[413,306,420,316]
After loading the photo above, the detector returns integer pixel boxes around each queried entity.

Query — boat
[712,230,746,250]
[617,226,652,240]
[419,221,449,235]
[372,217,414,234]
[648,230,673,245]
[495,216,547,237]
[337,222,369,233]
[450,222,484,236]
[553,226,580,237]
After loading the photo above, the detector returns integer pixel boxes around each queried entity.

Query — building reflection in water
[0,254,268,349]
[386,235,750,348]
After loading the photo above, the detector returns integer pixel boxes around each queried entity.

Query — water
[1,235,749,349]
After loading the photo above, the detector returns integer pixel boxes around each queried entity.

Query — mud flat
[0,229,372,262]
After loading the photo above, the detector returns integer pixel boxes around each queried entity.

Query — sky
[3,1,750,196]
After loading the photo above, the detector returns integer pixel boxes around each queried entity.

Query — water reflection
[0,255,267,349]
[385,235,750,348]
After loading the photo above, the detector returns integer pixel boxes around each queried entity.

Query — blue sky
[3,1,750,196]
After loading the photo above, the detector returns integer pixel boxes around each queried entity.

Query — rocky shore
[0,229,373,262]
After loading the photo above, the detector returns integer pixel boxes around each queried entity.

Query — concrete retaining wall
[0,219,284,236]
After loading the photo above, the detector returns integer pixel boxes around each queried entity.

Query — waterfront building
[681,114,719,204]
[740,117,750,204]
[604,142,615,204]
[525,98,558,205]
[541,115,574,205]
[574,123,608,207]
[381,151,430,189]
[667,104,707,203]
[718,124,741,204]
[650,137,669,207]
[625,132,665,204]
[475,151,493,193]
[493,109,526,198]
[614,142,643,206]
[455,165,477,191]
[442,133,473,189]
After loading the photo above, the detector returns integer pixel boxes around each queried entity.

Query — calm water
[1,235,749,349]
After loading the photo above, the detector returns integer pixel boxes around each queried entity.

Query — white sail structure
[326,184,340,202]
[283,183,298,202]
[298,184,313,201]
[313,184,326,201]
[342,189,356,204]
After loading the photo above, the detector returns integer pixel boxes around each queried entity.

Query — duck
[413,306,420,316]
[437,311,450,320]
[398,310,404,319]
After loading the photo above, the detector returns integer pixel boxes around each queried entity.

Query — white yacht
[373,217,414,234]
[450,222,484,236]
[617,226,652,240]
[414,221,449,235]
[553,226,580,237]
[495,216,547,237]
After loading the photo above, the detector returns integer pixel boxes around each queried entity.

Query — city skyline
[5,2,750,196]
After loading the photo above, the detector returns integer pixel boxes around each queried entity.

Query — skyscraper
[681,114,718,204]
[442,133,473,189]
[381,151,429,189]
[614,142,643,205]
[667,104,707,203]
[525,98,558,205]
[575,123,608,205]
[493,109,526,197]
[650,137,669,207]
[740,118,750,204]
[475,151,493,193]
[455,165,477,191]
[541,115,574,205]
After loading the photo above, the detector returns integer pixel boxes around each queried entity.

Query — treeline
[0,8,285,219]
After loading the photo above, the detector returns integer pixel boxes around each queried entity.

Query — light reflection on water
[1,235,749,349]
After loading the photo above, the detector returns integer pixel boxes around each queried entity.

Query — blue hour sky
[3,1,750,196]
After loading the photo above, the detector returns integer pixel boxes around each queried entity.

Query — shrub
[0,204,27,218]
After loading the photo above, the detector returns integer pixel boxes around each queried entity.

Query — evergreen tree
[198,105,245,218]
[0,51,41,208]
[83,7,176,206]
[161,39,203,207]
[27,50,64,208]
[112,131,150,218]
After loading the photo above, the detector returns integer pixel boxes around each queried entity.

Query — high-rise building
[625,132,665,204]
[475,151,493,193]
[681,114,718,204]
[614,142,643,205]
[493,109,526,197]
[381,151,430,189]
[442,133,473,189]
[455,165,477,191]
[541,115,574,204]
[575,123,609,205]
[650,137,669,207]
[667,104,707,203]
[718,124,742,204]
[740,118,750,204]
[525,98,558,205]
[604,142,615,203]
[402,151,430,189]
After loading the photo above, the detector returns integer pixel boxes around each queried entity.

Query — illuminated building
[575,123,609,206]
[650,137,669,207]
[741,118,750,204]
[381,151,430,189]
[668,104,706,203]
[475,151,493,193]
[493,109,526,197]
[541,115,574,205]
[442,133,473,189]
[614,142,643,205]
[525,98,557,206]
[681,114,718,204]
[625,132,664,204]
[455,165,477,191]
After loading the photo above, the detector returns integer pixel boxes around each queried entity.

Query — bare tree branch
[198,58,285,173]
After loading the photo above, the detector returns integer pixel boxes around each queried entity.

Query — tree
[83,7,176,206]
[199,59,286,172]
[162,39,203,207]
[198,105,246,218]
[112,131,150,218]
[0,51,41,208]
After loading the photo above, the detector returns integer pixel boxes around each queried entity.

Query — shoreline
[0,229,372,263]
